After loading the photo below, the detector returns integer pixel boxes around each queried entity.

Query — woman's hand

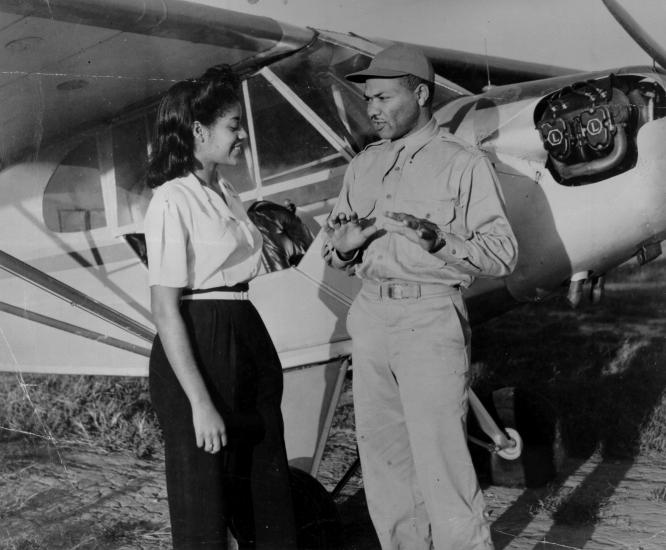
[151,286,229,455]
[192,400,227,454]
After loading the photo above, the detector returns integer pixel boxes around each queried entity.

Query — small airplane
[1,0,665,543]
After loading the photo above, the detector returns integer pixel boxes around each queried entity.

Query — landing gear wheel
[290,467,342,549]
[497,426,523,460]
[490,386,564,488]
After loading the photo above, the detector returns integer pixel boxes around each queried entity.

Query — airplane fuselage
[2,23,666,470]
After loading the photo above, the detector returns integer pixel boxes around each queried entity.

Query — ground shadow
[470,261,666,549]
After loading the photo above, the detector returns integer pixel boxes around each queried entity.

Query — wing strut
[0,301,151,357]
[602,0,666,69]
[0,249,155,343]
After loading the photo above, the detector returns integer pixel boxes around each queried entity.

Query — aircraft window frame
[263,152,344,184]
[112,115,152,227]
[241,78,262,196]
[42,134,107,234]
[98,127,118,230]
[260,66,355,163]
[98,110,153,237]
[238,66,355,207]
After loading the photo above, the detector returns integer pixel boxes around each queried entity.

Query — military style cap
[346,44,434,83]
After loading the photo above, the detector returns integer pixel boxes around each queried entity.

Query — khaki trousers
[347,284,493,550]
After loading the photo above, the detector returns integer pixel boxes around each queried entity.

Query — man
[324,44,518,550]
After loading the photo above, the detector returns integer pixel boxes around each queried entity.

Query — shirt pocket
[393,199,456,270]
[400,198,455,228]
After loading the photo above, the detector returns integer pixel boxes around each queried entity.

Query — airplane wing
[0,0,574,168]
[0,0,314,166]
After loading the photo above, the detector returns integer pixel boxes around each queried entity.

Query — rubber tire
[290,467,343,550]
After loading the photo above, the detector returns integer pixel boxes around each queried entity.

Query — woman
[144,66,297,549]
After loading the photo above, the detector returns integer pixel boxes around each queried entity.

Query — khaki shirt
[330,117,517,288]
[144,172,263,289]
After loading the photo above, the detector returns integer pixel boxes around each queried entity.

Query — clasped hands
[325,211,445,258]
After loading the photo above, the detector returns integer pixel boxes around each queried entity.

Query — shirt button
[386,193,392,199]
[394,166,400,171]
[425,213,431,219]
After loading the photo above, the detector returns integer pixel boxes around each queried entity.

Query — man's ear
[415,83,430,107]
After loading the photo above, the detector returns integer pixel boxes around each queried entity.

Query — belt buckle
[386,283,420,299]
[388,283,402,299]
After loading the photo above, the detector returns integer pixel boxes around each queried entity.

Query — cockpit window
[247,74,346,184]
[268,39,463,149]
[43,137,106,232]
[269,41,377,151]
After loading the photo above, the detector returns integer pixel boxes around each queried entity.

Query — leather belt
[362,280,459,300]
[181,284,249,301]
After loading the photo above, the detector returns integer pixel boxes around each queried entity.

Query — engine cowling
[535,74,663,184]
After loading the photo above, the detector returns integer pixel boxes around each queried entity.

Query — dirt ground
[3,264,666,549]
[2,437,666,549]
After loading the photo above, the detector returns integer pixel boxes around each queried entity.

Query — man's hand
[326,212,379,256]
[383,211,445,252]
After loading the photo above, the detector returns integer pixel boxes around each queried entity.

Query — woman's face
[198,102,247,166]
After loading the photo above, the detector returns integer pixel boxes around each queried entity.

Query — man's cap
[346,44,434,83]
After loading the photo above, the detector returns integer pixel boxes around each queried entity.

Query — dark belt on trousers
[181,283,249,301]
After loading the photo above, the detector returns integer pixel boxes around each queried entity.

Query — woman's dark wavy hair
[247,201,315,272]
[146,65,241,188]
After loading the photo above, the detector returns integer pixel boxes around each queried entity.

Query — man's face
[364,77,421,140]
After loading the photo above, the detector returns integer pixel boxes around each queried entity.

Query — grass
[0,374,161,458]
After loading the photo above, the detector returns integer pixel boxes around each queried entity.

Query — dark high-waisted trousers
[149,299,297,550]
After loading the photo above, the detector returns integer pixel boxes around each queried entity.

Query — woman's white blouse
[144,173,263,289]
